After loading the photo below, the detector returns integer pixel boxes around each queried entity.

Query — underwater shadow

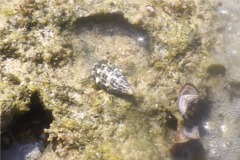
[109,92,139,106]
[196,96,212,137]
[171,140,206,160]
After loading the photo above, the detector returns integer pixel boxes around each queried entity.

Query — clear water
[200,1,240,160]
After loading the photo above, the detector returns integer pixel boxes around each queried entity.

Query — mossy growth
[0,81,31,133]
[0,0,217,159]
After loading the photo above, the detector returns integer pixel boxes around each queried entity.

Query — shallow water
[1,1,240,159]
[200,1,240,160]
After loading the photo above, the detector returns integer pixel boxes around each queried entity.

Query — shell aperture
[178,83,199,119]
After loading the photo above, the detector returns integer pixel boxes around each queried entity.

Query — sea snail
[178,83,200,120]
[92,60,133,95]
[175,83,201,143]
[175,124,200,143]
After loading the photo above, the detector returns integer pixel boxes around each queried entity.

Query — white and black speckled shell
[92,60,133,95]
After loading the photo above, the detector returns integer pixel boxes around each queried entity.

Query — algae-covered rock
[0,73,31,133]
[0,0,218,159]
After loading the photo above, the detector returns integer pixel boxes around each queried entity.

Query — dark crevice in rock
[1,92,53,160]
[165,111,178,131]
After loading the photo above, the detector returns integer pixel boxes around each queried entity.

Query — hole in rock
[1,92,53,160]
[69,13,151,67]
[165,111,178,130]
[74,13,150,51]
[66,13,152,89]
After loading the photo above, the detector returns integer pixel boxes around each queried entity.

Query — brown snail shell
[182,125,200,140]
[175,124,200,143]
[178,83,199,120]
[175,127,191,143]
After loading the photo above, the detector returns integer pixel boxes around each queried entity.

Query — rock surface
[1,0,231,159]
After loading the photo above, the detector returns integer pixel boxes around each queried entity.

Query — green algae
[0,0,218,159]
[0,81,31,133]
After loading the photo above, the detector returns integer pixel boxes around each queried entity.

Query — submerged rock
[0,0,218,159]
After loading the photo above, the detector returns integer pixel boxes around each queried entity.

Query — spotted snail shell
[92,60,133,95]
